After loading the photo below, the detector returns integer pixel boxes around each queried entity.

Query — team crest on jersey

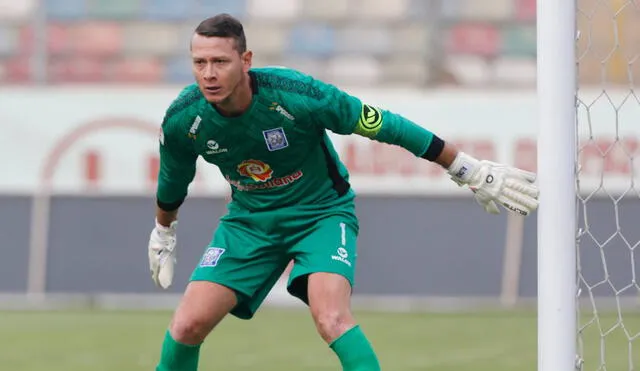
[262,127,288,151]
[237,159,274,182]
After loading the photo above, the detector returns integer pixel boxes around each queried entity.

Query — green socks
[329,325,381,371]
[155,325,379,370]
[156,330,201,371]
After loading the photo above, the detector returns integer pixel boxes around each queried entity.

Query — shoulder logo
[159,127,165,145]
[269,102,295,121]
[263,127,289,151]
[205,139,228,155]
[188,115,202,139]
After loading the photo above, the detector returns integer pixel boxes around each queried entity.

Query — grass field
[0,308,638,370]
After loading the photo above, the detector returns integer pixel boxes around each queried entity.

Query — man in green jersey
[149,14,539,371]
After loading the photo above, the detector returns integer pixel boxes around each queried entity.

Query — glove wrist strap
[447,152,480,185]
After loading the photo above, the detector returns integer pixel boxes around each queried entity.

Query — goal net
[575,0,640,369]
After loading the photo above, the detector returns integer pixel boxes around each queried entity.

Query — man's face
[190,34,252,104]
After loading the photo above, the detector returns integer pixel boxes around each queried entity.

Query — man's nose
[203,64,216,80]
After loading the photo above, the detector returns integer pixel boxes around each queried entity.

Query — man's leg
[156,281,237,371]
[308,272,381,371]
[284,210,381,371]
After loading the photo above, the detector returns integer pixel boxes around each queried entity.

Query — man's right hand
[148,219,178,289]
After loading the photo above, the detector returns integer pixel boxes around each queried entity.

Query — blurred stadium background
[1,0,640,370]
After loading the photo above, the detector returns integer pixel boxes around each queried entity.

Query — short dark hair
[194,14,247,53]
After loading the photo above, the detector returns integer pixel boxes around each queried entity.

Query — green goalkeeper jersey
[157,67,439,212]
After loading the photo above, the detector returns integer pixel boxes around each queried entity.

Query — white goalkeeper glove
[447,152,539,216]
[148,219,177,289]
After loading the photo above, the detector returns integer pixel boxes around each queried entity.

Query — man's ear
[242,50,253,72]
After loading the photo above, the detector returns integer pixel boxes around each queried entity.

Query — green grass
[0,308,637,370]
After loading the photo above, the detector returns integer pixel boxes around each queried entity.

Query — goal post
[537,1,578,371]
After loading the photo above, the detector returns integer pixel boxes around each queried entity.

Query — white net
[575,0,640,370]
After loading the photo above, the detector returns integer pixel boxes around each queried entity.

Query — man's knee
[312,307,355,343]
[169,315,211,344]
[169,281,237,345]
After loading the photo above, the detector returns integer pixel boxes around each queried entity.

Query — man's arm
[155,118,198,222]
[156,207,179,228]
[309,77,539,216]
[148,115,198,289]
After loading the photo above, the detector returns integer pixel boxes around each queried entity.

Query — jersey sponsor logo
[188,115,202,139]
[199,247,225,267]
[355,104,383,138]
[229,160,303,191]
[263,127,289,151]
[237,159,274,182]
[205,139,228,155]
[269,102,295,121]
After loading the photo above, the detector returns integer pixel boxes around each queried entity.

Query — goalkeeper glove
[148,219,177,289]
[447,152,539,216]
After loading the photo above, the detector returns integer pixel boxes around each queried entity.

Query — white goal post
[539,0,640,370]
[537,1,577,371]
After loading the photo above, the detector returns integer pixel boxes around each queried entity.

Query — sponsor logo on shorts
[199,247,225,267]
[331,247,351,267]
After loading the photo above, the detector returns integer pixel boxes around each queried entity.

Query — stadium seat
[2,56,31,82]
[406,0,437,21]
[391,23,431,56]
[70,22,123,56]
[164,56,195,84]
[0,0,36,21]
[335,25,391,56]
[514,0,536,21]
[301,0,348,20]
[86,0,142,20]
[326,55,381,86]
[109,57,164,83]
[501,25,536,57]
[48,56,107,83]
[16,25,34,55]
[459,0,512,21]
[0,26,18,57]
[446,23,500,57]
[193,0,247,19]
[122,23,181,56]
[351,0,408,21]
[142,0,191,21]
[45,23,71,55]
[247,0,299,20]
[445,55,492,86]
[492,57,536,86]
[242,23,286,56]
[43,0,87,21]
[0,59,5,82]
[287,23,335,57]
[440,0,464,20]
[381,57,430,86]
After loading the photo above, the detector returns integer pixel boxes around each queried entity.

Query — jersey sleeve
[311,78,438,158]
[156,112,198,210]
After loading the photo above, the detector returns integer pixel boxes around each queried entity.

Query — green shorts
[190,200,359,320]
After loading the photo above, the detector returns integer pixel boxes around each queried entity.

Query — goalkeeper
[150,13,539,371]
